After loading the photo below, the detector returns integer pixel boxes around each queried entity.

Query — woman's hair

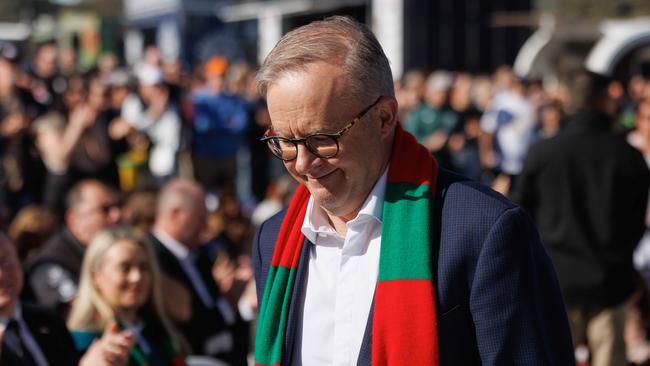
[67,226,184,351]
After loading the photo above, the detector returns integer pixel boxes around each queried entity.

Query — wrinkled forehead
[266,63,362,134]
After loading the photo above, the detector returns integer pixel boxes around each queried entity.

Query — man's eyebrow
[274,127,336,139]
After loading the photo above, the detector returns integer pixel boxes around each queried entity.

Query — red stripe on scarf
[388,125,435,188]
[372,279,439,365]
[270,184,310,268]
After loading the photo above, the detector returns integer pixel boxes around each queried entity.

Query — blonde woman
[68,226,186,366]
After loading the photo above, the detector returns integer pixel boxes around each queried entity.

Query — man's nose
[293,144,318,174]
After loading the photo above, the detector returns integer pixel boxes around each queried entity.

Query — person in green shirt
[403,71,460,156]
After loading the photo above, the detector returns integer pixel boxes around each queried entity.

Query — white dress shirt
[153,231,235,325]
[0,303,49,366]
[292,169,387,366]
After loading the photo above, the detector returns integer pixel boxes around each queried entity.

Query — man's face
[206,74,225,94]
[35,44,58,79]
[92,239,152,314]
[67,184,121,245]
[176,199,207,249]
[424,88,448,108]
[266,62,387,220]
[138,84,157,103]
[0,59,14,90]
[0,235,22,312]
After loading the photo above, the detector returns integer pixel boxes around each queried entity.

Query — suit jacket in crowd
[0,303,78,366]
[148,234,248,365]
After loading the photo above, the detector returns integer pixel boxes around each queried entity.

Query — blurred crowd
[1,37,650,365]
[0,40,294,366]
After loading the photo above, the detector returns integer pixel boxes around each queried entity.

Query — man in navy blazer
[0,232,78,366]
[252,16,574,365]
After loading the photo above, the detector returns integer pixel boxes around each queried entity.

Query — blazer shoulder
[21,303,73,340]
[260,208,288,234]
[435,168,529,263]
[22,303,64,325]
[437,168,515,218]
[254,208,287,262]
[147,234,178,267]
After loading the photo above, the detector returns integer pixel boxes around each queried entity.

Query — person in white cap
[121,64,182,182]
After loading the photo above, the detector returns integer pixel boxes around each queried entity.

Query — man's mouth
[309,169,337,181]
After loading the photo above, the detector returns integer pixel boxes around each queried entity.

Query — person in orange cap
[192,56,249,196]
[204,56,229,95]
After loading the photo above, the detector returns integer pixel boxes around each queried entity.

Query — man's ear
[378,96,398,136]
[65,210,76,230]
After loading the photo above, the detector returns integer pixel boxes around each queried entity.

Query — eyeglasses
[261,97,382,161]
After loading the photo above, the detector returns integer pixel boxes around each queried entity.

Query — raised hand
[79,321,134,366]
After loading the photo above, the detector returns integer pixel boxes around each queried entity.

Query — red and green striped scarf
[255,126,439,365]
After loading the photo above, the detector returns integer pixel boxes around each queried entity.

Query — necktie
[3,319,37,366]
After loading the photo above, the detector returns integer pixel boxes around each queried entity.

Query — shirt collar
[301,168,387,244]
[153,230,191,260]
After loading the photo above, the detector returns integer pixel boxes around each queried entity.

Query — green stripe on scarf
[255,125,439,365]
[255,266,296,364]
[379,182,434,281]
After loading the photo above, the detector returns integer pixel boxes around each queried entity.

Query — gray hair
[256,16,394,101]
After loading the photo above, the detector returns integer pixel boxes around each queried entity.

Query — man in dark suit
[252,16,574,365]
[150,178,248,365]
[24,179,121,317]
[512,70,650,366]
[0,232,78,366]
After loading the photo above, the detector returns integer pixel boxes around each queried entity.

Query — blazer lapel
[20,307,51,364]
[282,237,311,364]
[357,296,374,366]
[0,346,23,365]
